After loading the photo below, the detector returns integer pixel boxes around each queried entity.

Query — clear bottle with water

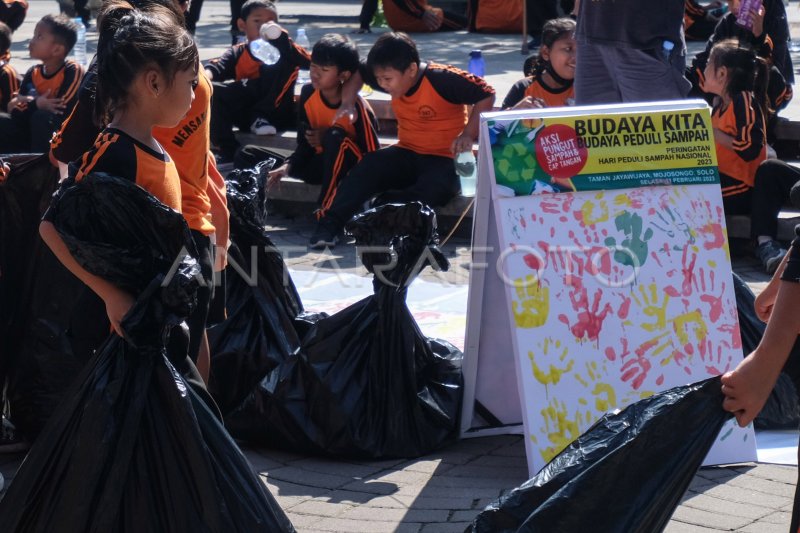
[250,25,281,66]
[295,28,311,85]
[455,150,477,196]
[71,17,86,67]
[468,50,485,78]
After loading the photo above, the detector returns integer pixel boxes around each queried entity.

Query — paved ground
[3,2,800,532]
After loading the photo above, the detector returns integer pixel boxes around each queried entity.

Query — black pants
[0,109,64,153]
[210,70,297,159]
[526,0,558,37]
[722,161,800,239]
[185,0,204,33]
[323,145,460,229]
[237,128,364,217]
[359,0,378,29]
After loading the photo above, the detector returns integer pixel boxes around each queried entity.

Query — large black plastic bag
[219,201,464,458]
[468,377,730,533]
[0,154,110,438]
[733,272,800,429]
[0,174,294,533]
[207,160,305,414]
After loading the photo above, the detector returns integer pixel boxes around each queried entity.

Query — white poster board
[461,101,757,476]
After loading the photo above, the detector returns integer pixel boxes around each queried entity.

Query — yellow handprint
[579,195,610,226]
[512,275,549,328]
[673,310,709,346]
[632,283,670,332]
[539,398,584,463]
[528,338,573,389]
[574,361,617,415]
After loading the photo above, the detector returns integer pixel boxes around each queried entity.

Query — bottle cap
[260,22,281,40]
[662,40,674,51]
[469,50,482,58]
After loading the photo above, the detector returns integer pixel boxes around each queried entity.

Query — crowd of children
[1,0,800,522]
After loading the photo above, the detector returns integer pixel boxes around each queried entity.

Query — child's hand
[305,128,323,148]
[36,90,66,114]
[512,96,546,110]
[103,287,135,337]
[751,4,765,37]
[8,93,32,112]
[451,132,474,155]
[267,164,288,189]
[721,350,781,427]
[422,8,442,31]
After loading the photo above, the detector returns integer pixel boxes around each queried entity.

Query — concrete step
[726,211,800,241]
[267,177,475,239]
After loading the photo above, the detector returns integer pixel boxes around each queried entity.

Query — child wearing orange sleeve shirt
[310,32,494,248]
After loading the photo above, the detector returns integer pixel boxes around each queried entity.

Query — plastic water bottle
[455,151,477,196]
[260,21,282,41]
[252,23,281,65]
[468,50,485,78]
[72,17,86,66]
[295,28,311,85]
[661,40,674,62]
[250,39,280,65]
[736,0,762,31]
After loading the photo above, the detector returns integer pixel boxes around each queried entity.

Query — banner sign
[461,101,756,476]
[489,107,719,194]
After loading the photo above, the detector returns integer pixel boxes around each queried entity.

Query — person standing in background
[525,0,558,48]
[574,0,691,104]
[355,0,378,33]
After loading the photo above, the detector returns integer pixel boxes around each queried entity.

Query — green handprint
[604,211,654,268]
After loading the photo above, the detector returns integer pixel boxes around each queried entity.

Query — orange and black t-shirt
[14,59,83,113]
[0,59,19,111]
[74,128,182,212]
[712,91,767,197]
[50,59,98,164]
[154,70,214,235]
[290,83,379,159]
[501,74,574,109]
[205,32,311,82]
[363,62,494,158]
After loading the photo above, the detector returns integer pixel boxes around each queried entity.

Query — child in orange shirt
[704,39,798,274]
[0,21,19,121]
[4,14,83,152]
[40,9,198,338]
[310,32,494,248]
[503,18,576,110]
[264,33,379,219]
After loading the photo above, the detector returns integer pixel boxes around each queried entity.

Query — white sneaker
[250,118,277,136]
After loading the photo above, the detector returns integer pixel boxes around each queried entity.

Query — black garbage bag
[0,174,294,533]
[468,377,730,533]
[221,201,464,458]
[0,155,110,438]
[207,161,305,414]
[733,273,800,429]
